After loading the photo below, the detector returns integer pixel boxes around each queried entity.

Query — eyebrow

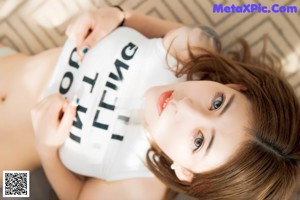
[219,94,235,116]
[203,94,235,157]
[205,129,215,156]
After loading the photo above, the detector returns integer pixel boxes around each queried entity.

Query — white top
[46,27,183,181]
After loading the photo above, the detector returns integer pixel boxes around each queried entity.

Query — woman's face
[144,81,252,175]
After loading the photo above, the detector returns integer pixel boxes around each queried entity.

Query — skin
[0,25,209,194]
[0,20,220,198]
[0,46,60,183]
[143,81,252,180]
[0,46,166,198]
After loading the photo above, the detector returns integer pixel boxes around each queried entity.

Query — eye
[193,130,204,152]
[210,93,224,110]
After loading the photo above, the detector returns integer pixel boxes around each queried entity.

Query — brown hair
[146,39,300,200]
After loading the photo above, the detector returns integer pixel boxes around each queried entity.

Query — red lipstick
[157,90,174,115]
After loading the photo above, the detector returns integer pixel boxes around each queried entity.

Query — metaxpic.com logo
[213,3,298,13]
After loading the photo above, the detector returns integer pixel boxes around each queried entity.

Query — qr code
[2,170,30,197]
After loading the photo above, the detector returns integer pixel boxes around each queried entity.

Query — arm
[66,6,183,57]
[31,94,84,200]
[31,94,167,200]
[78,177,166,200]
[39,150,84,200]
[122,8,182,38]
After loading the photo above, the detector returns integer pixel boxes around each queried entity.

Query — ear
[173,164,194,182]
[226,84,247,92]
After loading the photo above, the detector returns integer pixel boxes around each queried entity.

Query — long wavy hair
[146,39,300,200]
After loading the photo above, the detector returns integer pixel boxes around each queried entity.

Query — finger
[58,103,76,135]
[77,27,100,60]
[59,100,70,121]
[81,25,105,50]
[61,95,78,120]
[67,19,93,50]
[65,16,78,37]
[75,27,92,49]
[31,94,63,132]
[36,94,67,124]
[32,94,52,112]
[31,95,55,126]
[45,94,66,110]
[75,26,93,60]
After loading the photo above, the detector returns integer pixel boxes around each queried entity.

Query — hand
[66,7,124,58]
[31,94,76,156]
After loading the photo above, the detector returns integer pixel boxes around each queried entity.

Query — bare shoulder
[78,177,167,200]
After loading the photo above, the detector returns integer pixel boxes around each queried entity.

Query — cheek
[154,129,183,162]
[151,120,191,162]
[157,133,194,168]
[143,88,158,126]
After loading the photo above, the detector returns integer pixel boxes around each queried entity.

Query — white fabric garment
[46,27,183,181]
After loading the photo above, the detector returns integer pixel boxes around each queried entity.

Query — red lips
[157,90,174,115]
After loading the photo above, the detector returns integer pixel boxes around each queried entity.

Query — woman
[0,6,218,199]
[34,5,299,199]
[3,6,300,200]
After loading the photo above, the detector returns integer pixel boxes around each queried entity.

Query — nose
[175,97,208,118]
[174,97,213,126]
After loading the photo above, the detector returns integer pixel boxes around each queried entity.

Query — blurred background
[0,0,299,199]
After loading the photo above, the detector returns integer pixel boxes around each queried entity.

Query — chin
[143,88,159,132]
